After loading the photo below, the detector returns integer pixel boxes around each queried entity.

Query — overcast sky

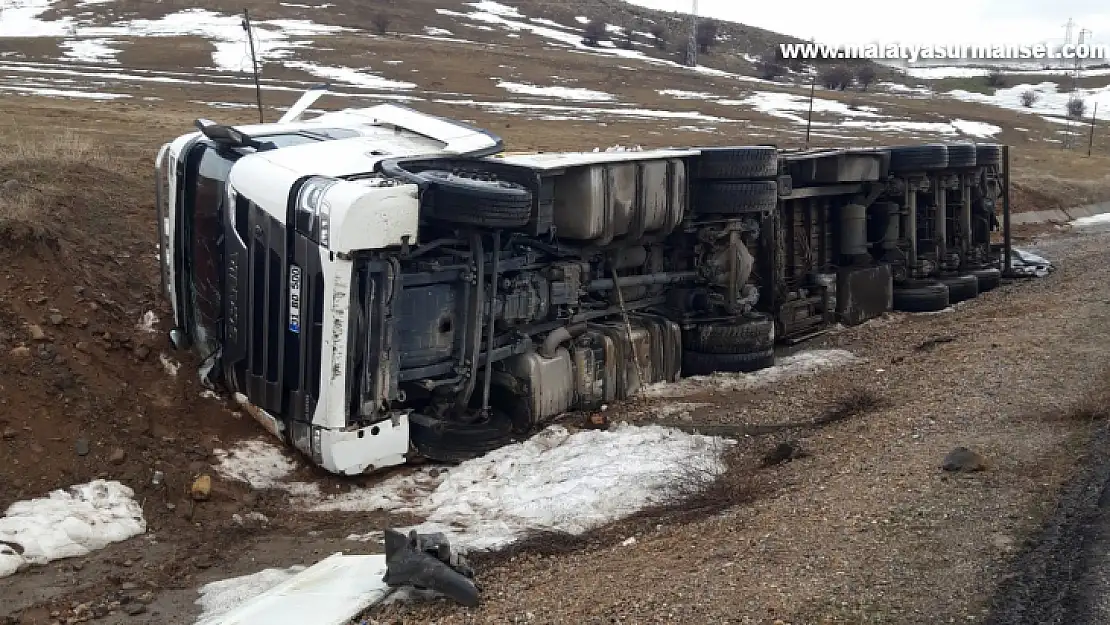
[624,0,1110,48]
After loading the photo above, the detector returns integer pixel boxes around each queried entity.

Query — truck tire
[684,313,775,354]
[892,283,949,313]
[975,143,1003,166]
[696,147,778,180]
[970,267,1001,292]
[945,142,977,168]
[938,274,979,303]
[420,170,533,228]
[694,180,778,214]
[887,144,948,172]
[408,411,513,463]
[682,348,776,376]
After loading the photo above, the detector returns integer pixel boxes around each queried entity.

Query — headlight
[295,176,340,247]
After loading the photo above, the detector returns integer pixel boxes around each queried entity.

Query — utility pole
[1089,102,1098,157]
[242,9,264,123]
[685,0,698,67]
[805,37,816,149]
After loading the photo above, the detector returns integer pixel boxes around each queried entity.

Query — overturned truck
[157,93,1010,475]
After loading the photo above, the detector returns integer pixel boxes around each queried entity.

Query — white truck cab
[157,93,510,473]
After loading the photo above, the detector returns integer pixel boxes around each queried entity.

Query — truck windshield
[176,130,357,374]
[183,145,235,360]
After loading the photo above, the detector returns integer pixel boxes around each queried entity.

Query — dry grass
[636,442,766,524]
[1056,367,1110,423]
[811,387,885,425]
[0,131,121,245]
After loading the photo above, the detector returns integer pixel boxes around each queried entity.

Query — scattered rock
[26,324,46,341]
[133,345,150,361]
[48,314,65,326]
[1,427,17,440]
[942,446,987,472]
[124,604,146,616]
[75,438,90,457]
[109,448,127,465]
[9,346,31,359]
[190,474,212,501]
[761,440,808,467]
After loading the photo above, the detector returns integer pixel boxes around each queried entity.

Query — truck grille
[244,210,287,415]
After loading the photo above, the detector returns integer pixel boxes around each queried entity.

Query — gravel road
[373,224,1110,624]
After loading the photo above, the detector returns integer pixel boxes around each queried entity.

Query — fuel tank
[495,314,681,430]
[551,159,688,245]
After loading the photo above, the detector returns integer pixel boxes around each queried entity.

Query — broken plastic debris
[382,529,479,607]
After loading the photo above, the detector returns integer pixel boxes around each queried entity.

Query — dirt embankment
[0,131,292,623]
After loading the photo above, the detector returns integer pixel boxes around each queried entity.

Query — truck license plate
[289,264,302,334]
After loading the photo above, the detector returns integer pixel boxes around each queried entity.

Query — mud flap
[382,529,480,608]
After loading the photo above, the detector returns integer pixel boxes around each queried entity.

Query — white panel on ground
[199,553,390,625]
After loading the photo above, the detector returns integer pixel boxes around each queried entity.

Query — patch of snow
[659,89,716,99]
[433,98,736,123]
[904,66,991,79]
[0,0,75,37]
[879,81,933,96]
[279,2,335,7]
[316,424,732,551]
[467,0,523,18]
[423,26,453,36]
[530,17,573,30]
[731,91,884,122]
[3,6,350,71]
[193,100,255,109]
[136,310,159,333]
[439,5,655,62]
[59,38,121,64]
[1041,115,1081,125]
[407,33,476,44]
[950,119,1003,138]
[643,350,860,399]
[121,10,350,72]
[496,80,614,101]
[346,531,383,543]
[0,481,146,578]
[949,81,1110,121]
[159,354,180,377]
[0,85,128,100]
[194,566,307,624]
[284,61,416,90]
[918,306,957,315]
[212,439,301,491]
[1072,212,1110,226]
